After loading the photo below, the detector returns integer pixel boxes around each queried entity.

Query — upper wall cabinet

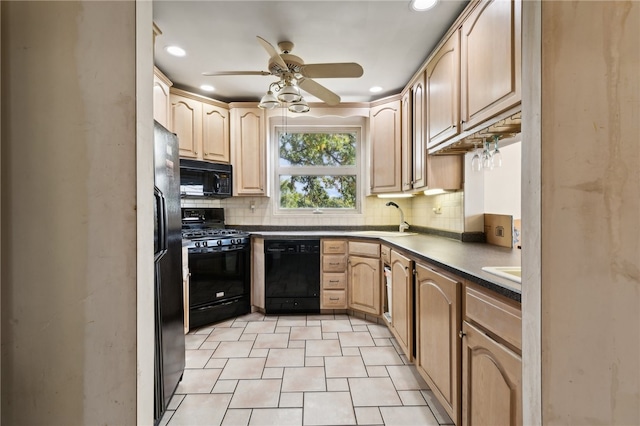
[426,31,460,149]
[230,105,266,196]
[153,67,172,130]
[170,88,231,163]
[460,0,521,131]
[411,73,428,190]
[400,90,413,192]
[370,98,402,194]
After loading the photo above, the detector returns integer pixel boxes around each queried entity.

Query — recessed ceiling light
[410,0,438,11]
[165,45,186,57]
[369,86,383,93]
[200,85,215,92]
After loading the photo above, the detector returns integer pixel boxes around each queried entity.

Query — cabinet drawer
[322,239,346,254]
[348,241,380,258]
[464,284,522,351]
[323,255,347,272]
[381,245,391,265]
[322,290,347,309]
[322,272,347,289]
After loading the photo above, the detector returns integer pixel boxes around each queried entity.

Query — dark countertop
[250,230,522,302]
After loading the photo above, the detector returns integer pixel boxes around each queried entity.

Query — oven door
[188,246,250,308]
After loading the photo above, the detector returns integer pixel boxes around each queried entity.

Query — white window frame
[272,123,363,215]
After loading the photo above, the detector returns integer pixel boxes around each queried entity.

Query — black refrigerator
[153,121,185,424]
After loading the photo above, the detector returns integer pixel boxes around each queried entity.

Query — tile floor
[159,312,454,426]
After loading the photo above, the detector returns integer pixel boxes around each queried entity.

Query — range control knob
[216,240,222,246]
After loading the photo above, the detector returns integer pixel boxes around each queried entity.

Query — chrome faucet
[385,201,410,232]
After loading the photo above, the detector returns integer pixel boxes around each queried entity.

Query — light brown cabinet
[369,98,402,194]
[411,73,428,190]
[462,283,522,426]
[389,250,413,360]
[460,0,521,131]
[230,105,266,196]
[170,88,230,163]
[426,30,460,149]
[415,263,462,425]
[153,67,172,130]
[400,90,413,192]
[347,241,381,315]
[321,239,347,310]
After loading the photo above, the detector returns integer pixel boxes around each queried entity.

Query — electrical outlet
[432,205,442,214]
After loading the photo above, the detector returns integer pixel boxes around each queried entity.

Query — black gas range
[181,208,251,329]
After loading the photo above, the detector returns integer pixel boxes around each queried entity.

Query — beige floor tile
[229,379,282,408]
[239,333,257,342]
[221,408,251,426]
[185,349,214,369]
[158,410,173,426]
[421,390,454,425]
[236,312,267,322]
[373,338,393,347]
[352,325,369,332]
[360,346,404,366]
[206,328,243,342]
[333,314,351,321]
[290,326,322,340]
[307,314,334,321]
[398,390,428,406]
[366,366,389,377]
[219,357,266,380]
[325,356,368,378]
[213,341,255,358]
[275,326,291,333]
[368,323,394,338]
[279,392,303,408]
[168,394,231,426]
[200,341,221,351]
[348,316,372,325]
[399,353,411,365]
[244,321,276,334]
[211,379,238,394]
[354,407,384,425]
[205,358,228,369]
[193,324,216,335]
[213,319,235,328]
[342,347,361,356]
[185,334,207,350]
[387,365,429,390]
[305,340,342,357]
[250,348,269,358]
[349,377,402,407]
[254,333,289,349]
[265,348,305,367]
[264,315,279,322]
[175,369,221,394]
[249,408,303,426]
[326,378,349,391]
[288,340,306,349]
[303,392,356,426]
[262,367,284,379]
[305,356,324,367]
[277,317,307,327]
[338,331,376,347]
[306,320,321,326]
[167,394,185,410]
[322,332,338,340]
[379,406,439,426]
[232,322,247,328]
[321,319,353,332]
[281,366,326,392]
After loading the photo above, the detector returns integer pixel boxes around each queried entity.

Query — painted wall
[1,2,141,424]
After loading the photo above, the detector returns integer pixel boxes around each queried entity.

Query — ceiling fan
[203,36,364,108]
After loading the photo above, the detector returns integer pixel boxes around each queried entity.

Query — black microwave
[179,159,233,198]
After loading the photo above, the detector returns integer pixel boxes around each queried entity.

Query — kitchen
[1,1,638,426]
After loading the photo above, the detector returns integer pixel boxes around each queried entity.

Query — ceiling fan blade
[298,78,341,106]
[202,71,271,76]
[301,63,364,79]
[256,36,288,70]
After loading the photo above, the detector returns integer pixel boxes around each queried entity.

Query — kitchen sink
[482,266,522,283]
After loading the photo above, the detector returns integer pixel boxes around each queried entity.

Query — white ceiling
[153,0,469,104]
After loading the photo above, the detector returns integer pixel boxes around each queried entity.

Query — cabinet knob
[458,330,466,339]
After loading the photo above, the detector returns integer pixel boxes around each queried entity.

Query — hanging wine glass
[471,142,482,172]
[481,138,493,170]
[491,135,502,168]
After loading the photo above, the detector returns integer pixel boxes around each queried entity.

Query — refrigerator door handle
[154,186,168,261]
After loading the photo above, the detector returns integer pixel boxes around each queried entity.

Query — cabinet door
[460,0,521,130]
[426,30,460,149]
[153,70,172,129]
[202,103,230,163]
[462,321,522,426]
[348,256,381,315]
[171,94,202,159]
[232,107,266,196]
[411,73,428,190]
[390,251,412,359]
[400,90,413,192]
[370,100,402,194]
[415,263,461,425]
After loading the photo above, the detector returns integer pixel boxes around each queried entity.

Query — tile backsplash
[181,191,464,233]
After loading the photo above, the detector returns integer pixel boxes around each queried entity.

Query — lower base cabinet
[389,251,413,360]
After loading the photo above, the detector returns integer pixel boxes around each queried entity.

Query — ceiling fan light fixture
[277,83,302,103]
[288,98,310,113]
[258,90,280,109]
[410,0,438,11]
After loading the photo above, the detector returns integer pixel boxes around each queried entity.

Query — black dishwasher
[265,240,320,314]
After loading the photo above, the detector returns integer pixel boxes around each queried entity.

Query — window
[274,125,361,213]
